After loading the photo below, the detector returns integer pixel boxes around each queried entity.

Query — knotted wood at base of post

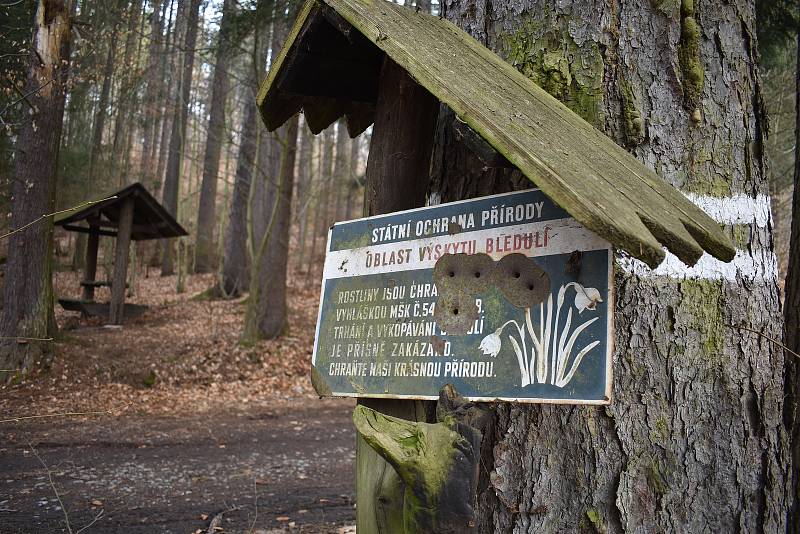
[353,385,490,533]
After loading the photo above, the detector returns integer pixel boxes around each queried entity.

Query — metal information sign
[312,189,613,404]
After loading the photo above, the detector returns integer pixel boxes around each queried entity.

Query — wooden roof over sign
[256,0,735,269]
[55,182,188,241]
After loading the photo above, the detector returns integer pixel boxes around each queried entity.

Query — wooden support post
[109,197,134,325]
[82,229,100,301]
[354,385,489,533]
[357,56,439,533]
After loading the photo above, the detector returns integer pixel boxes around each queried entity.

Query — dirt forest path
[1,272,357,533]
[0,399,356,533]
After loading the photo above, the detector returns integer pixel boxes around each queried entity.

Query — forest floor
[0,270,356,533]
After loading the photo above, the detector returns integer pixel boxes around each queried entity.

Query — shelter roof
[256,0,736,268]
[55,182,188,241]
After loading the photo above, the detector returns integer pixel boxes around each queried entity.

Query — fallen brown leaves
[0,268,322,419]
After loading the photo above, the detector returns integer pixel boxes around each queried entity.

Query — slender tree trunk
[251,125,272,260]
[218,92,258,297]
[345,135,360,219]
[785,29,800,532]
[295,122,313,270]
[161,0,201,275]
[242,116,299,341]
[332,120,349,222]
[430,0,790,531]
[87,21,118,185]
[243,0,302,339]
[194,0,234,273]
[139,0,164,185]
[0,0,71,380]
[109,0,143,185]
[250,7,283,260]
[308,125,334,280]
[154,0,177,194]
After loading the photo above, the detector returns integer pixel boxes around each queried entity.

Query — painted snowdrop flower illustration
[574,285,602,314]
[479,331,502,357]
[479,282,603,388]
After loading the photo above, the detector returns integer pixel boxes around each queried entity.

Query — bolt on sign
[312,189,613,404]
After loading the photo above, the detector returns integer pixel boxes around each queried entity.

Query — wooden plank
[356,56,440,533]
[109,197,134,325]
[282,52,379,102]
[63,224,116,237]
[302,97,347,134]
[344,102,376,138]
[57,299,147,319]
[257,0,736,268]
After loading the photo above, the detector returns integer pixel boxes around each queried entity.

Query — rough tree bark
[785,29,800,533]
[0,0,71,380]
[194,0,235,273]
[161,0,201,275]
[429,0,790,531]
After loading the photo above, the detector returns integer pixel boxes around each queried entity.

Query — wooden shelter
[257,0,735,268]
[55,182,187,325]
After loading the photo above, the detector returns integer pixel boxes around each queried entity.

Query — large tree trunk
[194,0,235,273]
[785,29,800,532]
[430,0,789,531]
[0,0,71,380]
[161,0,201,276]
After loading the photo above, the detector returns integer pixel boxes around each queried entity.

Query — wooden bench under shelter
[54,182,188,325]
